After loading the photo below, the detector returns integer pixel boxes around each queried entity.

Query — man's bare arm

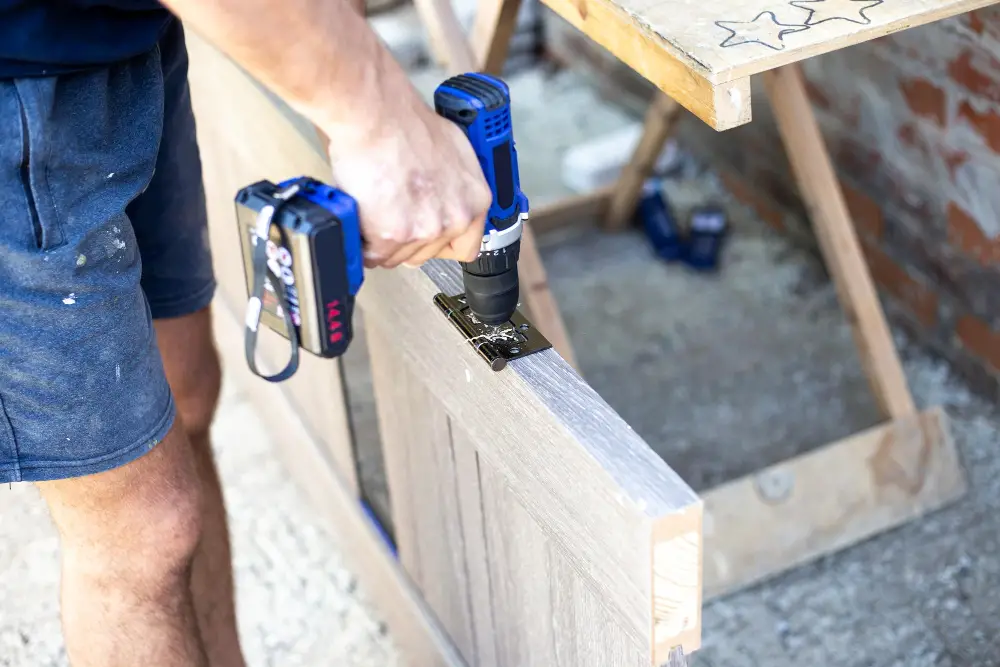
[160,0,493,268]
[160,0,413,145]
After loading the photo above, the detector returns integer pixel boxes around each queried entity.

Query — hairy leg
[36,426,209,667]
[154,305,245,667]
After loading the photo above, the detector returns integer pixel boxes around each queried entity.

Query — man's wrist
[312,47,430,155]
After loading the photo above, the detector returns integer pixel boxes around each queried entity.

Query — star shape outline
[715,11,810,51]
[789,0,885,26]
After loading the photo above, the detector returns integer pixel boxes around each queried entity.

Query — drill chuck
[461,239,521,325]
[434,72,528,326]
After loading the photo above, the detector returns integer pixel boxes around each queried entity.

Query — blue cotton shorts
[0,21,215,483]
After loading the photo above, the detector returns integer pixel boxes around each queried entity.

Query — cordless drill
[433,73,527,326]
[236,72,527,382]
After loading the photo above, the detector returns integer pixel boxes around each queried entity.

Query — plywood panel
[449,428,500,667]
[358,260,703,657]
[210,304,465,667]
[541,0,997,83]
[367,319,477,663]
[478,458,648,667]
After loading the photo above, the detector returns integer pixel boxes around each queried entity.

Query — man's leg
[153,306,246,667]
[36,428,210,667]
[0,34,216,665]
[117,17,245,665]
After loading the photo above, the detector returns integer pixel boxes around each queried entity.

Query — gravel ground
[3,34,999,667]
[0,377,401,667]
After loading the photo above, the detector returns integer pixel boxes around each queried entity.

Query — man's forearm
[161,0,420,141]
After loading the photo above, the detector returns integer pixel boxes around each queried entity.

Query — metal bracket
[433,293,552,371]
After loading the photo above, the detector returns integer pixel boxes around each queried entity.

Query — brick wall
[677,9,1000,400]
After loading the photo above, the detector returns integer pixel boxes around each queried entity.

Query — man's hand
[159,0,492,268]
[326,104,492,269]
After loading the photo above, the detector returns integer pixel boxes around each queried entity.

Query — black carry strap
[244,184,301,383]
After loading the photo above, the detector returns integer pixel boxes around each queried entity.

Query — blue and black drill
[236,73,527,382]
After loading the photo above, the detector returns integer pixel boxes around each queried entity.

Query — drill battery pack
[235,177,364,382]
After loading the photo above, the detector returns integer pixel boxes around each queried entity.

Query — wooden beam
[536,0,752,130]
[604,94,684,231]
[701,407,967,600]
[537,0,997,85]
[517,221,578,367]
[764,64,916,420]
[412,0,476,69]
[472,0,525,74]
[210,303,467,667]
[530,185,613,236]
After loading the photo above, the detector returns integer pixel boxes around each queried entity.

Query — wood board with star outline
[538,0,996,126]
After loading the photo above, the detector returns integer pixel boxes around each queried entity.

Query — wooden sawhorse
[412,0,973,600]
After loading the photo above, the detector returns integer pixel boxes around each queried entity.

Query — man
[0,0,491,665]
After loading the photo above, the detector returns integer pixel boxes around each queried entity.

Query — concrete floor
[3,32,1000,667]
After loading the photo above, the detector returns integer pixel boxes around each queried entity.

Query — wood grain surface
[536,0,995,128]
[186,27,704,661]
[358,257,703,657]
[543,0,997,83]
[701,407,967,599]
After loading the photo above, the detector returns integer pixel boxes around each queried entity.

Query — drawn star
[789,0,884,26]
[715,11,809,51]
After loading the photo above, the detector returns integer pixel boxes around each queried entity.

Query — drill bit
[665,646,689,667]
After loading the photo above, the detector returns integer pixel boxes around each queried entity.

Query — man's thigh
[0,22,215,484]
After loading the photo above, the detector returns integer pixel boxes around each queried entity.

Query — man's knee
[172,343,222,441]
[155,307,222,441]
[39,427,204,591]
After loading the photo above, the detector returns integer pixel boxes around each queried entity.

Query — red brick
[900,78,947,127]
[863,244,940,326]
[957,101,1000,152]
[947,202,1000,266]
[948,50,1000,105]
[956,315,1000,372]
[842,183,885,241]
[967,10,986,34]
[720,171,786,232]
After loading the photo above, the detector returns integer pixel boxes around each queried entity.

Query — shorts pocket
[12,82,64,251]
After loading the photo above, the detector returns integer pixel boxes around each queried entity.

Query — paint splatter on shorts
[0,21,214,483]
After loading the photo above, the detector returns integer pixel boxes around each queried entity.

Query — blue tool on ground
[234,72,526,383]
[638,178,684,261]
[684,205,728,271]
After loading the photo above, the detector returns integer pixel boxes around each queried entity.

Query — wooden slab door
[185,30,704,666]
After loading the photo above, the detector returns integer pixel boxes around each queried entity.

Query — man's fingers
[380,239,426,269]
[363,238,402,269]
[448,217,487,262]
[402,236,454,267]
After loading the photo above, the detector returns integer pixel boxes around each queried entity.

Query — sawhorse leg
[763,64,913,418]
[603,93,683,230]
[521,62,966,597]
[700,64,966,597]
